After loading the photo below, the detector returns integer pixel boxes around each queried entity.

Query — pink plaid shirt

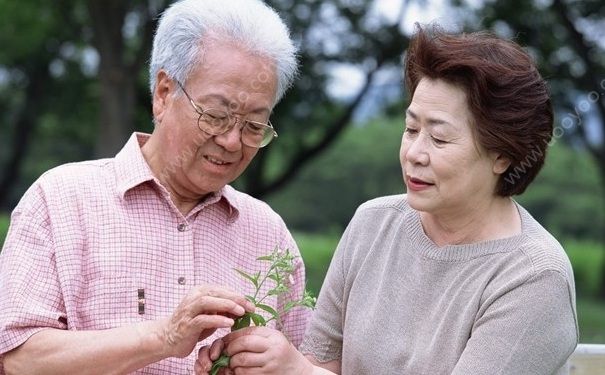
[0,133,310,374]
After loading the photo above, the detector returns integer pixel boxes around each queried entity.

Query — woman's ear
[152,70,173,125]
[492,153,512,175]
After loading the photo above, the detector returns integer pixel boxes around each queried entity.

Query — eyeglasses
[176,80,278,148]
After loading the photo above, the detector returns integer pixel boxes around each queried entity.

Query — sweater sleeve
[298,222,352,363]
[451,270,578,375]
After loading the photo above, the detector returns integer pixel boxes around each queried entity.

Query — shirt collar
[114,132,240,221]
[114,132,156,198]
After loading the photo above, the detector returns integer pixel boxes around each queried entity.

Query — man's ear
[152,70,173,125]
[493,153,512,175]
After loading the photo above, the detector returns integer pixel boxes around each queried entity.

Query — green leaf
[256,255,274,261]
[234,269,258,288]
[245,295,257,304]
[249,312,267,326]
[210,354,231,375]
[232,314,251,331]
[256,303,279,319]
[283,301,297,312]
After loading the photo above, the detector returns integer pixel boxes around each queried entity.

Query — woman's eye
[432,137,447,145]
[404,127,418,134]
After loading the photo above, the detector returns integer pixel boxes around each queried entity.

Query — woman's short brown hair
[404,24,553,196]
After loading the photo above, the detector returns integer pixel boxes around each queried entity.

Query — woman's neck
[419,197,521,247]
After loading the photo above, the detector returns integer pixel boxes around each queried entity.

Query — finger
[193,357,209,375]
[222,326,273,345]
[194,286,255,312]
[210,338,225,360]
[229,351,271,368]
[190,296,249,317]
[225,334,269,357]
[197,345,213,370]
[191,314,234,333]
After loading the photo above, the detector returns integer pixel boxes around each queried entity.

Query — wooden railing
[569,344,605,374]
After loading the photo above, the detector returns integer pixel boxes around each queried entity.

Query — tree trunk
[0,64,50,210]
[95,69,136,157]
[86,0,135,157]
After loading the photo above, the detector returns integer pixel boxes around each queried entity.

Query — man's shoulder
[223,185,281,218]
[12,158,116,217]
[39,158,115,187]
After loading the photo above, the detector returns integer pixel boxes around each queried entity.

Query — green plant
[210,248,316,375]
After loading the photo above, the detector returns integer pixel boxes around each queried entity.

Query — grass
[564,240,604,298]
[0,212,9,248]
[294,231,340,296]
[577,298,605,343]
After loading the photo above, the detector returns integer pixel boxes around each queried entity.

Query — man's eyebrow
[198,93,271,115]
[405,108,452,126]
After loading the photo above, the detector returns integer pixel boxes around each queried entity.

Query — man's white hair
[149,0,297,105]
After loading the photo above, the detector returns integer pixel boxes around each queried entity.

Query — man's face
[149,41,278,200]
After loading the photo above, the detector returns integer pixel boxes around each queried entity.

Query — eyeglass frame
[175,80,278,148]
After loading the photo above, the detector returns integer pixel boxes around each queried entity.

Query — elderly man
[0,0,309,373]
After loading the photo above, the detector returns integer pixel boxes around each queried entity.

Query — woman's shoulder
[516,204,574,280]
[356,194,411,214]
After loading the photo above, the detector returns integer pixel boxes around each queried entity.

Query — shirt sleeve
[451,270,578,375]
[0,198,67,356]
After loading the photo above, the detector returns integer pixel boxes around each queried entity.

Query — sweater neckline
[403,201,532,262]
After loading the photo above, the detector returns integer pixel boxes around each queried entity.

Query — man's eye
[245,122,265,133]
[205,113,228,120]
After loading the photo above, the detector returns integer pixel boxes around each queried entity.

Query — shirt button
[177,223,187,232]
[178,277,186,285]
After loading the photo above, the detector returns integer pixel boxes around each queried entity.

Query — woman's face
[400,78,506,217]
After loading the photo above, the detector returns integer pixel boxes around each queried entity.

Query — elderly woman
[197,25,578,375]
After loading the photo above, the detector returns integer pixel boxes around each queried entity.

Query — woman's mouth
[406,176,434,191]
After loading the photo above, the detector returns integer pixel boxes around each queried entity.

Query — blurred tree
[0,0,411,210]
[240,0,411,197]
[0,0,164,209]
[268,119,403,232]
[0,1,603,246]
[86,0,168,157]
[0,0,82,209]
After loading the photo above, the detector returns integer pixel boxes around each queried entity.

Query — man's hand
[158,285,255,359]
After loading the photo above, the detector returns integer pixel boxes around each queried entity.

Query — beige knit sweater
[300,195,578,375]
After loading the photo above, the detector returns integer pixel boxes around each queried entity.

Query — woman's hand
[195,337,228,374]
[196,326,313,375]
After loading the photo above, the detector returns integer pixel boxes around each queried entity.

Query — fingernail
[235,305,245,315]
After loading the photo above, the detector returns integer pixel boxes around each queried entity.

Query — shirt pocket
[75,273,143,329]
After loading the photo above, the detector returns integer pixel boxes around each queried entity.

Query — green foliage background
[268,117,605,243]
